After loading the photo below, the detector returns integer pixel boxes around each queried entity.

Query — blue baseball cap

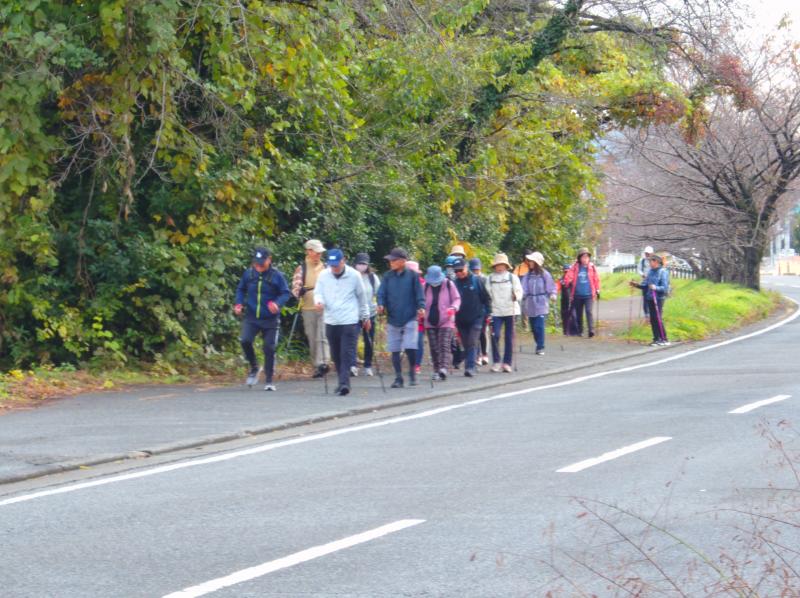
[469,258,482,271]
[326,248,344,266]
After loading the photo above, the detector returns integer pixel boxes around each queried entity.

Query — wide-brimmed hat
[252,247,271,265]
[649,253,664,264]
[354,252,370,265]
[577,247,591,259]
[384,247,409,261]
[492,253,512,269]
[425,265,445,285]
[450,244,466,257]
[305,239,325,253]
[525,251,544,266]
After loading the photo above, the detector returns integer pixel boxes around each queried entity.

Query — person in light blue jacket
[314,249,371,395]
[630,254,670,346]
[520,252,557,355]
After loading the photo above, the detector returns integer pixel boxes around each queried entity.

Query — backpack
[489,272,517,302]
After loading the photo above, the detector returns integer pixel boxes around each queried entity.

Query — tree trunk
[738,246,762,291]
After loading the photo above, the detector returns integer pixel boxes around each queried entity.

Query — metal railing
[612,264,696,279]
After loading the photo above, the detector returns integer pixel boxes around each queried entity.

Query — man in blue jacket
[453,257,492,377]
[629,253,670,346]
[377,247,425,388]
[234,247,291,390]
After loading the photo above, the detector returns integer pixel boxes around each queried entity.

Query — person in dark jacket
[234,247,292,390]
[630,254,671,346]
[453,257,492,377]
[377,247,426,388]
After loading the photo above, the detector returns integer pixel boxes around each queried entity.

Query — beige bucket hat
[450,244,466,257]
[305,239,325,253]
[492,253,512,269]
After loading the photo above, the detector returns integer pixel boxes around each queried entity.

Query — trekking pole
[627,286,634,344]
[651,288,667,342]
[368,317,387,393]
[512,315,518,372]
[317,327,328,394]
[595,293,600,336]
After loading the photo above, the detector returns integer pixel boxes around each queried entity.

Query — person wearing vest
[353,252,380,376]
[486,253,523,372]
[563,247,601,338]
[423,265,461,381]
[637,245,654,317]
[292,239,330,378]
[314,249,371,396]
[630,253,671,346]
[234,247,291,390]
[521,252,557,355]
[453,257,492,377]
[377,247,426,388]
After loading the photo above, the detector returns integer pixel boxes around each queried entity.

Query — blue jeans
[416,324,424,367]
[456,317,483,371]
[528,316,546,351]
[491,315,514,365]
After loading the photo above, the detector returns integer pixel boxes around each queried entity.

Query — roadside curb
[3,299,795,488]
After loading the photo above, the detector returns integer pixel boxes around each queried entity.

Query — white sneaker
[502,364,513,373]
[350,366,359,377]
[245,367,262,387]
[491,364,502,373]
[263,384,276,391]
[364,367,374,377]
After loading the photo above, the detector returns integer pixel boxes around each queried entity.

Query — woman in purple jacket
[423,265,461,381]
[520,252,557,356]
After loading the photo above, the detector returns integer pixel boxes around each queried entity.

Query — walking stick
[594,293,600,336]
[317,323,328,394]
[651,288,667,342]
[512,315,518,372]
[627,287,634,344]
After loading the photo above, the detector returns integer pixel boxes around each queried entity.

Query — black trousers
[326,323,360,390]
[240,319,279,383]
[646,296,667,342]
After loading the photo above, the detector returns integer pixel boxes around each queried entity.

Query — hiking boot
[438,369,448,381]
[409,372,419,386]
[502,364,513,373]
[364,367,374,377]
[350,366,359,377]
[535,349,545,356]
[649,341,660,347]
[245,367,262,387]
[490,364,502,373]
[312,365,324,378]
[588,331,595,338]
[431,373,441,382]
[337,386,350,396]
[263,383,276,392]
[464,369,475,378]
[390,377,404,389]
[658,340,671,346]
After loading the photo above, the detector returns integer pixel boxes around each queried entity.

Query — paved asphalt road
[1,276,800,597]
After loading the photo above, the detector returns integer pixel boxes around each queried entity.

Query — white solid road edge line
[728,394,791,414]
[1,299,798,508]
[161,519,425,598]
[556,437,672,473]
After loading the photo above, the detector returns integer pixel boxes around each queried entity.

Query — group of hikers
[233,241,670,394]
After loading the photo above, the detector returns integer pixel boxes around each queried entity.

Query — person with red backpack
[563,247,601,338]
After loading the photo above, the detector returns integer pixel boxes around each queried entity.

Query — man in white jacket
[486,253,523,372]
[314,249,371,395]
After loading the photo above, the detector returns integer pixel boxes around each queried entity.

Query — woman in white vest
[486,253,523,373]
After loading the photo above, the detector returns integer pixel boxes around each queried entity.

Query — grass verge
[601,273,782,343]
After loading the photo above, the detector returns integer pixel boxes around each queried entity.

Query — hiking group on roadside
[233,241,669,393]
